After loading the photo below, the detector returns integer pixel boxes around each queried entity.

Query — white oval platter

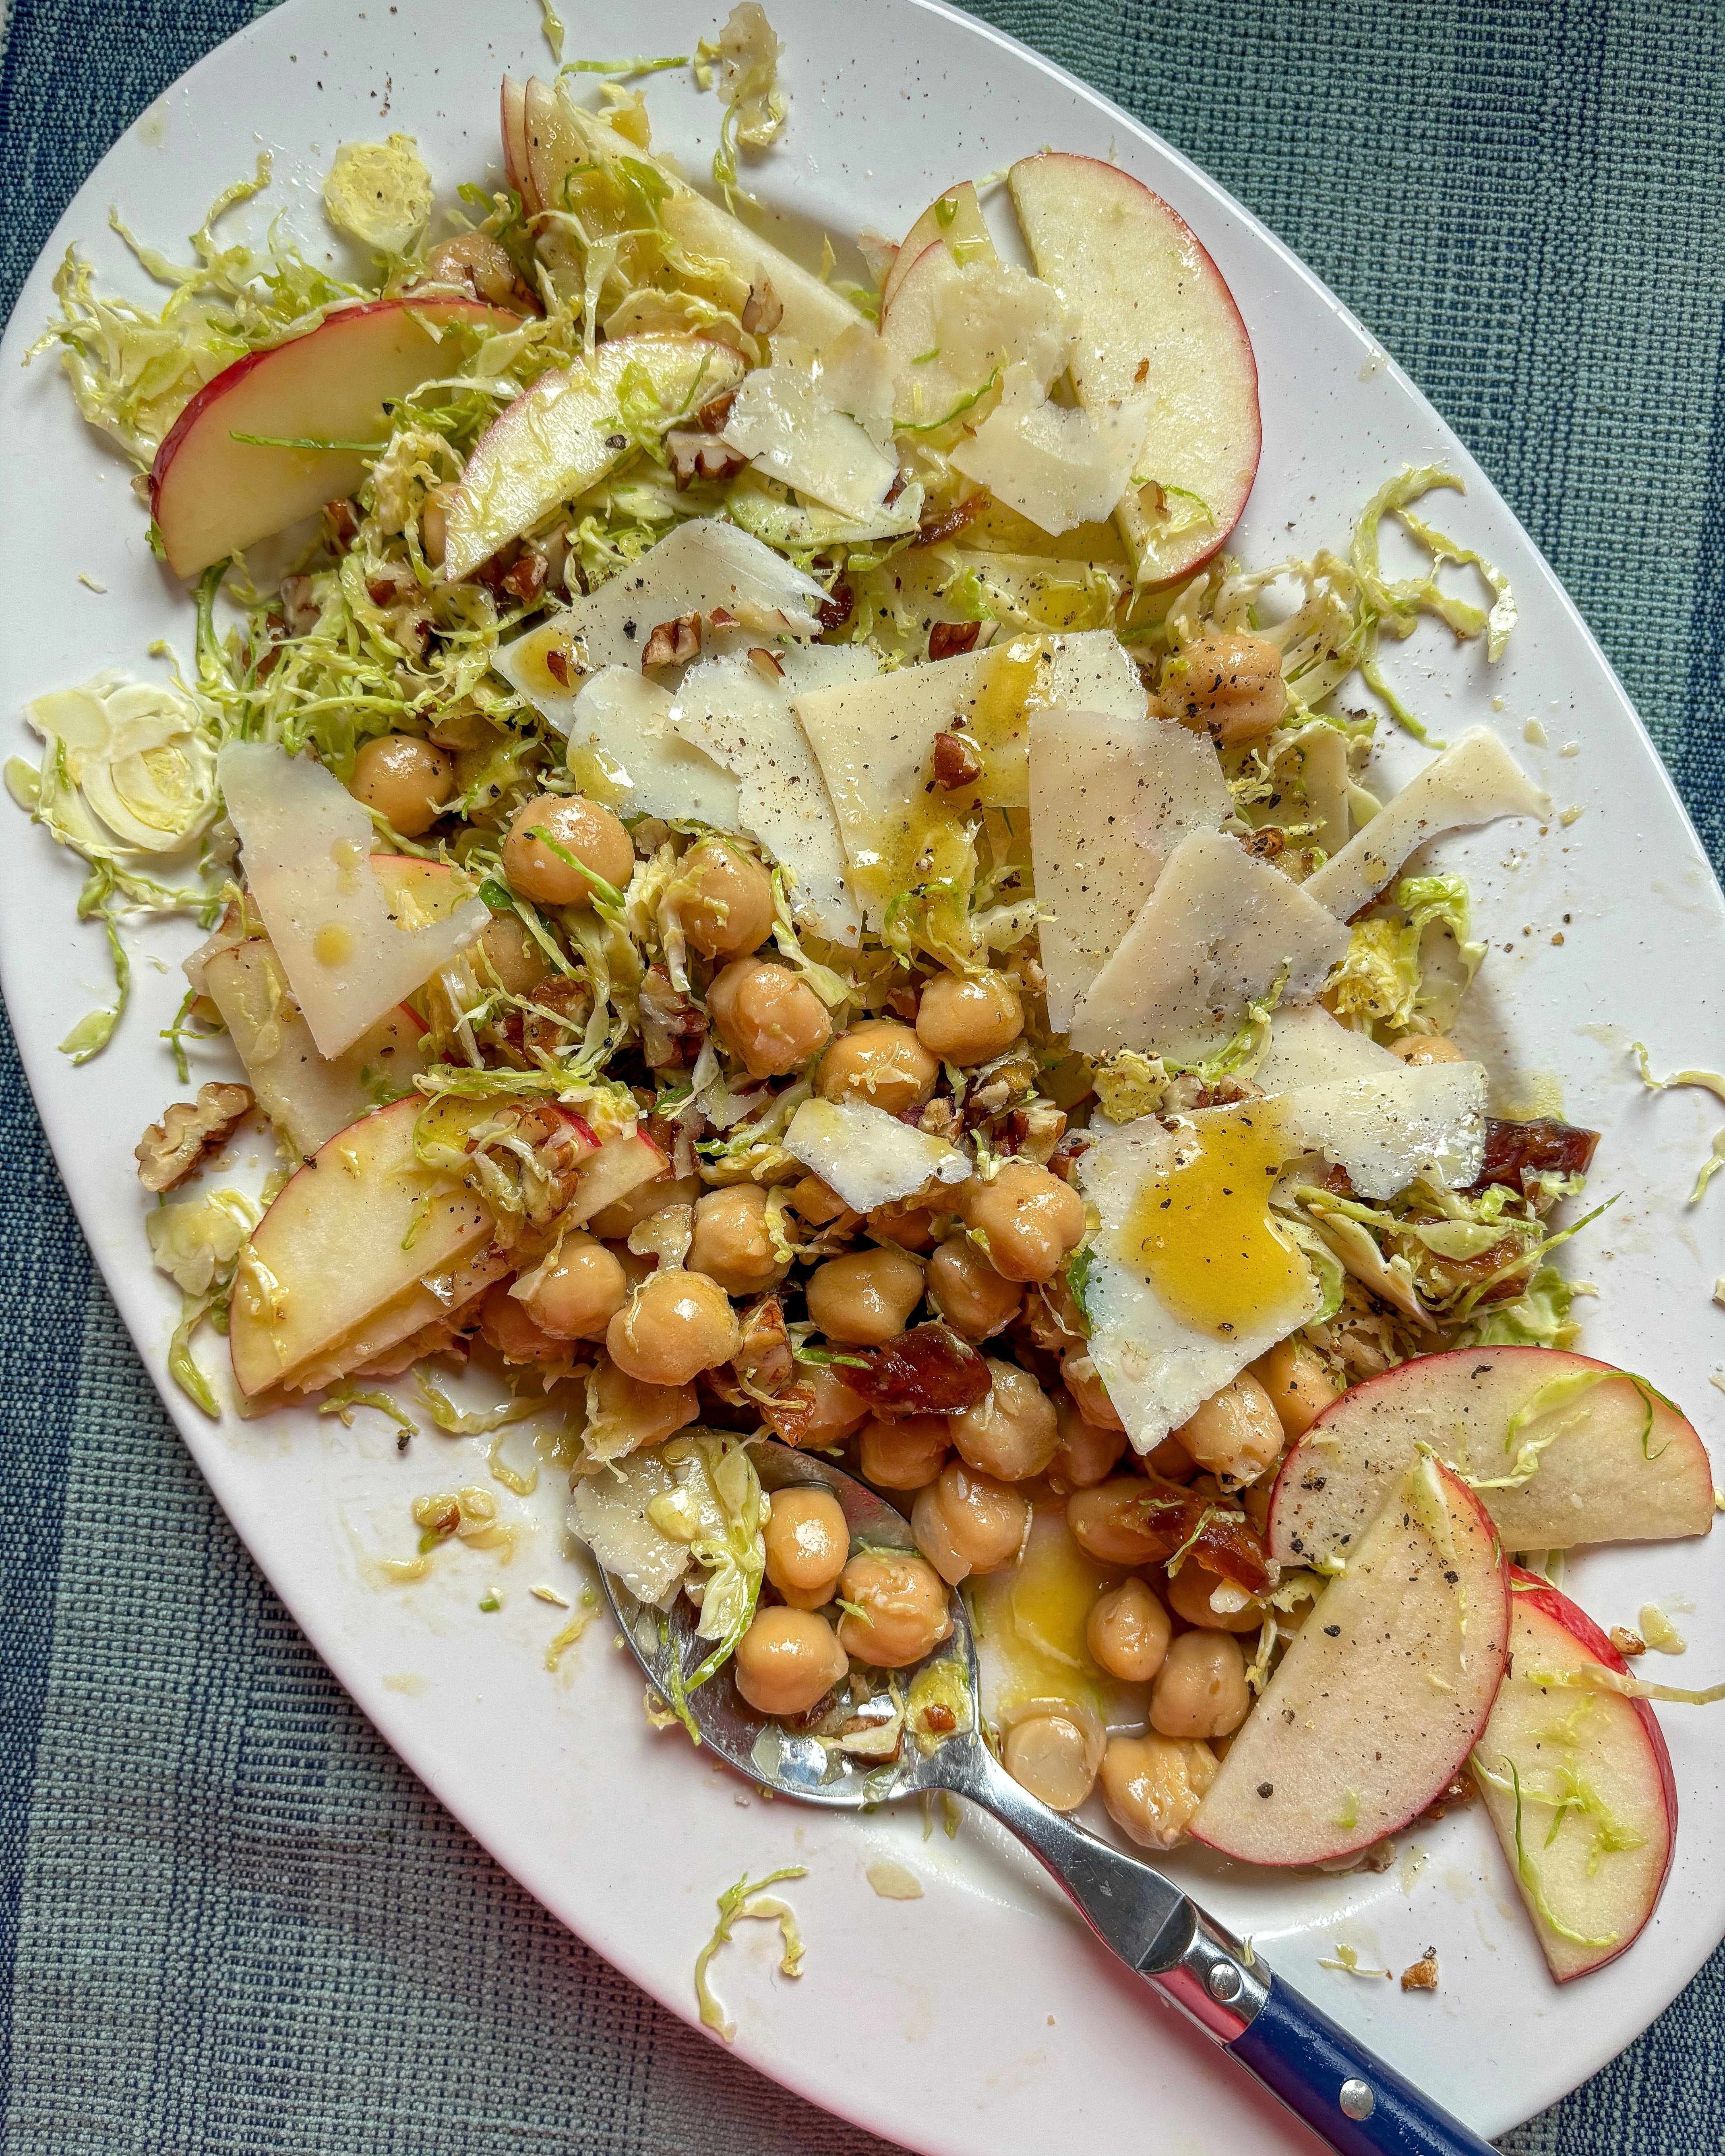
[1,1,1723,2148]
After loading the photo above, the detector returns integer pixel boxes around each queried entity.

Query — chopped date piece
[916,492,987,549]
[1078,1475,1275,1595]
[929,621,982,664]
[1416,1773,1477,1825]
[815,578,854,634]
[367,574,406,606]
[1464,1115,1600,1197]
[840,1324,991,1416]
[666,430,749,489]
[931,727,983,787]
[641,612,703,669]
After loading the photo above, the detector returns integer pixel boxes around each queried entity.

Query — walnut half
[136,1082,254,1193]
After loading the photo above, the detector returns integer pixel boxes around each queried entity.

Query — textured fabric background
[1,0,1722,2149]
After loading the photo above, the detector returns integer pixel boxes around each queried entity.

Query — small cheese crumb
[1560,741,1580,758]
[530,1583,572,1607]
[1558,804,1584,826]
[1523,717,1547,747]
[865,1860,925,1901]
[382,1671,428,1695]
[77,572,108,593]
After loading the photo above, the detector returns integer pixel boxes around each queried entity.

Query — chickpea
[1250,1337,1339,1441]
[1150,1630,1251,1740]
[707,957,833,1079]
[927,1236,1022,1342]
[350,734,454,837]
[869,1203,940,1254]
[1099,1733,1219,1850]
[606,1269,740,1386]
[1003,1714,1098,1811]
[911,1463,1029,1584]
[787,1173,851,1227]
[1062,1354,1125,1433]
[914,970,1024,1066]
[1146,1430,1197,1483]
[473,910,549,997]
[1175,1371,1286,1488]
[1160,632,1287,747]
[762,1487,850,1610]
[1389,1032,1465,1066]
[835,1551,952,1668]
[959,1164,1086,1284]
[501,792,633,907]
[857,1414,950,1491]
[585,1355,699,1452]
[733,1606,849,1717]
[1049,1395,1127,1492]
[422,231,522,307]
[676,837,777,959]
[1069,1478,1173,1565]
[805,1246,925,1347]
[768,1362,873,1449]
[1166,1563,1265,1635]
[1086,1579,1172,1683]
[587,1173,699,1242]
[947,1358,1059,1481]
[815,1019,938,1113]
[518,1232,627,1340]
[688,1184,790,1295]
[478,1279,567,1363]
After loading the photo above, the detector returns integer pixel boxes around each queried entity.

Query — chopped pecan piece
[916,1095,964,1145]
[1463,1116,1601,1197]
[501,551,547,605]
[279,574,320,636]
[732,1293,797,1401]
[815,578,854,634]
[666,430,749,489]
[638,964,708,1070]
[1240,825,1286,860]
[1400,1951,1439,1994]
[916,492,987,548]
[931,732,984,796]
[695,389,737,433]
[1416,1772,1477,1825]
[741,279,784,335]
[1610,1625,1646,1658]
[1004,1103,1067,1163]
[840,1323,991,1416]
[641,612,703,669]
[1047,1131,1093,1185]
[747,645,785,681]
[517,975,596,1063]
[323,497,360,551]
[136,1082,254,1193]
[929,620,982,664]
[544,647,572,689]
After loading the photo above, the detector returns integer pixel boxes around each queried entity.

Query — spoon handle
[951,1747,1496,2156]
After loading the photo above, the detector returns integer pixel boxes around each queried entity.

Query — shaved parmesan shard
[1304,727,1549,920]
[722,329,902,523]
[1069,828,1349,1062]
[502,520,829,682]
[1028,706,1230,1031]
[669,645,876,946]
[1078,1111,1322,1451]
[1252,1004,1401,1094]
[1278,1063,1488,1198]
[218,742,488,1058]
[510,663,741,828]
[784,1096,970,1213]
[797,630,1146,928]
[951,362,1146,537]
[879,251,1073,431]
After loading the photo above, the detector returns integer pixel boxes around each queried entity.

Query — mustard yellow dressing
[1119,1103,1306,1339]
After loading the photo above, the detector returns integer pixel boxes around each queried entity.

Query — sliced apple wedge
[201,940,425,1162]
[1472,1570,1676,1980]
[1008,151,1260,583]
[229,1096,495,1396]
[149,297,514,578]
[566,1130,669,1227]
[879,180,998,316]
[443,333,745,578]
[1193,1456,1509,1865]
[501,77,534,207]
[1267,1347,1715,1573]
[287,1241,513,1394]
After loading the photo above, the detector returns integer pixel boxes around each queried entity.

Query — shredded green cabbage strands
[695,1865,807,2040]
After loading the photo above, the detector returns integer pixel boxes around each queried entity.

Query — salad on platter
[14,5,1721,2005]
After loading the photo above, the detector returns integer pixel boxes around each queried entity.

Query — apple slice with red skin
[565,1131,670,1228]
[1472,1569,1676,1981]
[1267,1346,1715,1576]
[501,78,534,211]
[149,297,517,579]
[879,181,997,317]
[1193,1456,1510,1866]
[1007,151,1260,584]
[230,1095,497,1397]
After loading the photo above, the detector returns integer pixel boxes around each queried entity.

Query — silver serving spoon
[600,1441,1497,2156]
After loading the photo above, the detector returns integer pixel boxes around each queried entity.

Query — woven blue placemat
[2,1,1722,2149]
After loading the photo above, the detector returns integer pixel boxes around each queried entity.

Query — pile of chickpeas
[349,750,1344,1852]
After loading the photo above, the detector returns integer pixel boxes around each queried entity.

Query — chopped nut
[501,552,548,605]
[741,279,784,335]
[921,1704,957,1733]
[929,620,982,663]
[1161,632,1288,746]
[695,389,737,433]
[931,728,983,788]
[1400,1951,1439,1993]
[1610,1625,1647,1658]
[420,232,533,309]
[732,1294,796,1400]
[665,430,749,489]
[323,497,360,551]
[1240,825,1286,860]
[367,574,405,607]
[747,645,785,681]
[1005,1103,1067,1163]
[916,492,987,548]
[136,1082,254,1193]
[1416,1773,1477,1825]
[641,612,703,669]
[279,574,320,636]
[638,964,708,1070]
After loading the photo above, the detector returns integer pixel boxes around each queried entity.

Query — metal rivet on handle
[1339,2080,1375,2121]
[1208,1963,1243,2003]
